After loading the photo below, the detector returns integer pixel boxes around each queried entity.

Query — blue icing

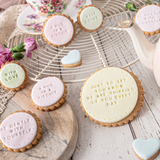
[61,50,81,65]
[133,138,160,160]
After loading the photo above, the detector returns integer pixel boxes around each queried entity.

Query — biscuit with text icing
[0,110,42,152]
[0,61,28,91]
[77,5,104,32]
[31,77,67,111]
[42,14,76,47]
[79,67,144,127]
[134,4,160,36]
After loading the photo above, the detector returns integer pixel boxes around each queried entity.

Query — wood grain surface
[2,62,159,160]
[1,0,160,159]
[65,62,160,160]
[0,80,78,160]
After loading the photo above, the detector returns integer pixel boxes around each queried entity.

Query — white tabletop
[69,61,160,160]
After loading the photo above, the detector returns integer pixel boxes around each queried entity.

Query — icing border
[42,13,76,48]
[77,5,104,32]
[133,148,160,160]
[0,110,42,152]
[79,67,144,127]
[62,57,82,68]
[31,77,67,111]
[134,4,160,36]
[0,61,28,92]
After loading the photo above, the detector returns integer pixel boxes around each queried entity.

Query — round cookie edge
[77,5,104,32]
[31,77,67,111]
[79,67,144,127]
[0,110,42,152]
[134,4,160,36]
[42,13,76,48]
[0,61,28,92]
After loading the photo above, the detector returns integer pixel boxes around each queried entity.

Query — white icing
[81,67,138,123]
[133,138,160,160]
[80,6,103,30]
[0,63,25,89]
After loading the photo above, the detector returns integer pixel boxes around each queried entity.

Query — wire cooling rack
[8,0,160,83]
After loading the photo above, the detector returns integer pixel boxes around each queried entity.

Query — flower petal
[26,51,32,58]
[0,45,3,53]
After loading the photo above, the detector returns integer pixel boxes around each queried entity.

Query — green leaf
[12,52,24,60]
[37,5,40,11]
[10,43,25,53]
[153,0,160,2]
[4,44,8,48]
[125,2,138,12]
[63,4,67,9]
[146,0,151,4]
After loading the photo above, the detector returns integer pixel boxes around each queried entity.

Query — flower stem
[4,44,8,48]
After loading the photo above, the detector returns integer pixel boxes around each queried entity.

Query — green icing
[0,63,25,89]
[80,7,103,30]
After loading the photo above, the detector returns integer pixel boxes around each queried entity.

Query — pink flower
[28,2,36,12]
[55,4,64,13]
[24,38,37,58]
[76,0,83,8]
[40,6,48,13]
[52,0,61,6]
[23,23,32,26]
[27,14,39,19]
[35,25,43,32]
[40,0,50,4]
[0,45,13,68]
[31,22,41,27]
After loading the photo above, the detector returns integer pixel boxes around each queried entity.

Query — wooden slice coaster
[0,80,78,160]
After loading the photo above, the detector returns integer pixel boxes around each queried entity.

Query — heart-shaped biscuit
[61,50,82,68]
[133,138,160,160]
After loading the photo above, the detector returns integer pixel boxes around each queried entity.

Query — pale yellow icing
[0,63,25,89]
[82,67,138,123]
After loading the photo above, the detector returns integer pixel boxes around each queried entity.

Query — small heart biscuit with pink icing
[42,14,76,47]
[0,110,42,152]
[31,77,67,111]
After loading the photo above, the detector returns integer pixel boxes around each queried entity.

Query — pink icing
[31,77,64,107]
[44,15,74,46]
[136,5,160,32]
[153,46,160,84]
[0,112,37,149]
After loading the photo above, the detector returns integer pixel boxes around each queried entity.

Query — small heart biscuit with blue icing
[133,138,160,160]
[61,50,82,68]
